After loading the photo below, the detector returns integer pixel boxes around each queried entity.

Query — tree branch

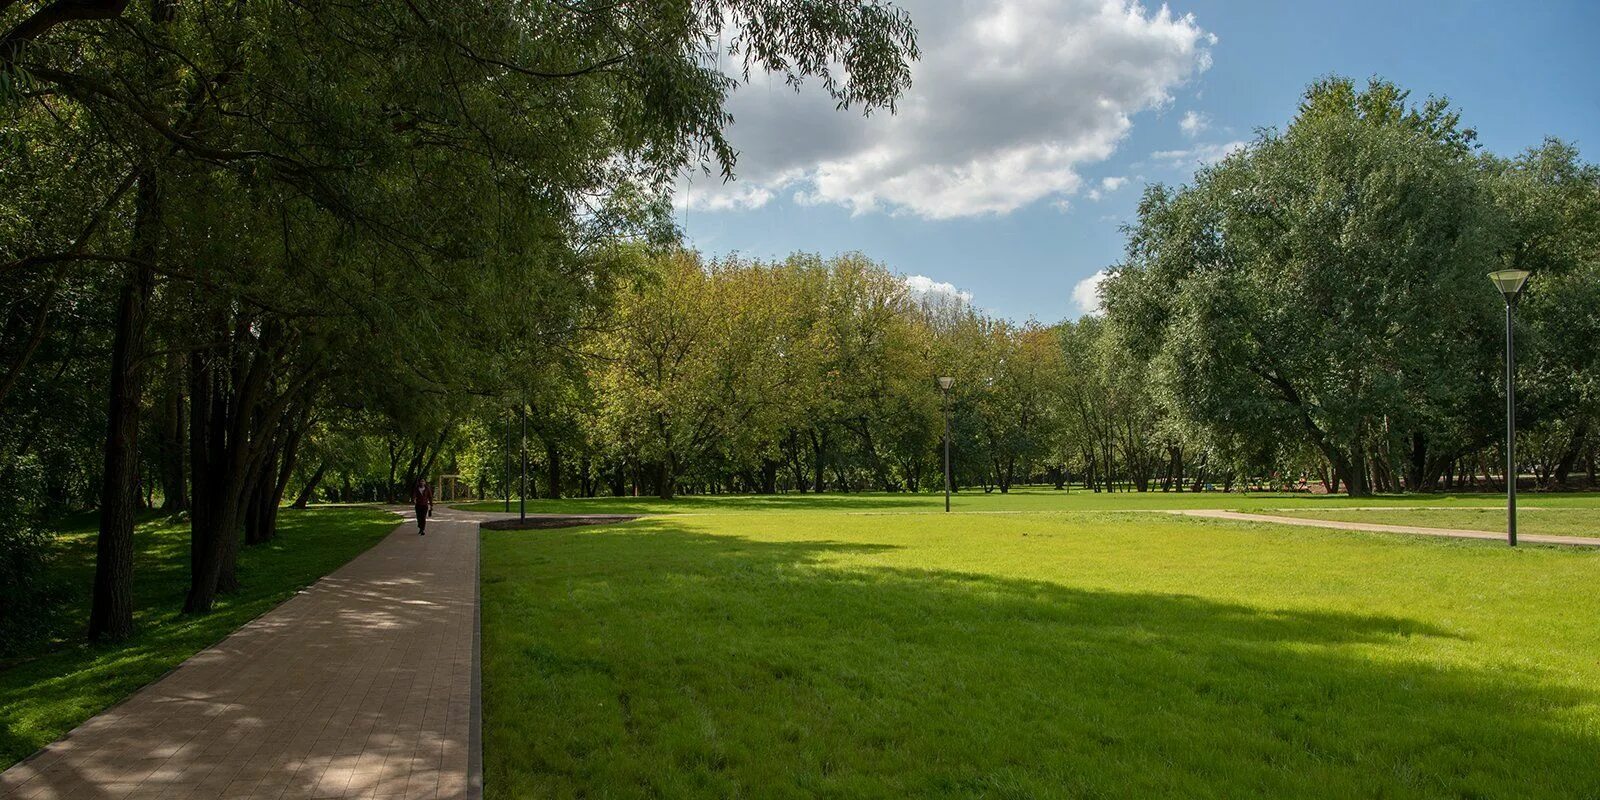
[1,0,129,68]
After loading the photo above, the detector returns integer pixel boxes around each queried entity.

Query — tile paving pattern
[0,508,479,800]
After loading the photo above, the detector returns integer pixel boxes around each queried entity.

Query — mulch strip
[479,515,639,531]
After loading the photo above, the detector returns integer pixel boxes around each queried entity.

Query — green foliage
[1104,77,1574,495]
[0,474,54,657]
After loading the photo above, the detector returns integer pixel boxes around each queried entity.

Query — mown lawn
[457,486,1600,516]
[481,500,1600,798]
[0,506,397,769]
[1271,506,1600,538]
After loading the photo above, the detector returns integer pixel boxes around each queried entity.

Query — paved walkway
[1,507,486,800]
[1174,509,1600,547]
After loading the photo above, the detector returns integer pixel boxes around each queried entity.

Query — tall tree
[1105,78,1500,496]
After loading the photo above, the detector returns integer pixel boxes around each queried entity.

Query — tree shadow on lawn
[466,492,945,515]
[482,519,1600,799]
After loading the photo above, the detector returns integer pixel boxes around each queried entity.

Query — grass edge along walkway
[0,505,398,771]
[1,505,478,799]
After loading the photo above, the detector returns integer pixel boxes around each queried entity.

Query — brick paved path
[1174,508,1600,547]
[0,508,483,800]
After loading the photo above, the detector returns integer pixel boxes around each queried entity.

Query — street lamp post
[503,408,511,513]
[1489,269,1531,547]
[519,403,528,523]
[938,376,954,512]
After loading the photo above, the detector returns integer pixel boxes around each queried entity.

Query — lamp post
[938,376,954,512]
[503,408,512,513]
[519,403,528,523]
[1488,269,1531,546]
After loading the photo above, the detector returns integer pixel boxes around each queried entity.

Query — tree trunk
[1342,444,1372,497]
[810,428,827,492]
[88,169,159,643]
[292,461,328,508]
[544,441,562,499]
[656,458,675,500]
[185,319,289,612]
[185,350,231,613]
[155,355,187,512]
[1554,421,1590,487]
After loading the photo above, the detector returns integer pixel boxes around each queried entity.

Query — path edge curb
[468,520,484,800]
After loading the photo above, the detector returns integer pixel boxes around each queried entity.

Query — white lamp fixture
[937,376,954,390]
[1488,269,1531,301]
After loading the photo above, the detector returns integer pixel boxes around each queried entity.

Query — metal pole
[943,388,951,513]
[519,404,527,522]
[1505,301,1517,547]
[503,409,511,513]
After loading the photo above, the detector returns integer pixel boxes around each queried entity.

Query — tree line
[0,0,917,648]
[4,11,1595,661]
[414,80,1598,503]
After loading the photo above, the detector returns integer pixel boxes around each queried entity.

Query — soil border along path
[479,514,638,531]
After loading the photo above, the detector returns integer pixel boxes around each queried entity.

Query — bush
[0,465,58,657]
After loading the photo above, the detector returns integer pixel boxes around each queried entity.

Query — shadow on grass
[460,492,944,515]
[481,518,1600,799]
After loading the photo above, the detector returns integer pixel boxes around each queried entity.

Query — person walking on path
[412,476,434,535]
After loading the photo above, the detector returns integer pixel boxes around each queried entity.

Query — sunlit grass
[0,506,397,769]
[1267,506,1600,538]
[456,485,1600,516]
[481,505,1600,798]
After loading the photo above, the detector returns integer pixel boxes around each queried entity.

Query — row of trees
[409,81,1598,502]
[0,0,918,647]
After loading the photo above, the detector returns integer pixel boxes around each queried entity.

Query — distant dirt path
[1173,509,1600,547]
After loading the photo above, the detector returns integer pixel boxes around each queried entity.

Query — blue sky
[679,0,1600,322]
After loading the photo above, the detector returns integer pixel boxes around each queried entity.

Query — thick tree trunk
[810,428,827,492]
[758,457,777,492]
[656,458,675,500]
[245,418,300,545]
[88,170,159,643]
[291,461,327,508]
[185,321,287,611]
[1554,421,1590,487]
[1336,444,1371,497]
[185,350,230,613]
[545,441,562,499]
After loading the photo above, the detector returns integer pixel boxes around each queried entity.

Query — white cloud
[1179,110,1209,137]
[1071,269,1108,316]
[685,0,1215,219]
[1150,139,1247,169]
[1086,174,1130,200]
[904,274,974,305]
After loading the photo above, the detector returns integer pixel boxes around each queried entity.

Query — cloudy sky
[678,0,1600,321]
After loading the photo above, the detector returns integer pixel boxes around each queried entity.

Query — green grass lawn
[481,499,1600,798]
[1269,506,1600,538]
[458,485,1600,516]
[0,506,397,769]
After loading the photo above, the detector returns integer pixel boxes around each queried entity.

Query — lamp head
[937,376,955,391]
[1488,269,1531,302]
